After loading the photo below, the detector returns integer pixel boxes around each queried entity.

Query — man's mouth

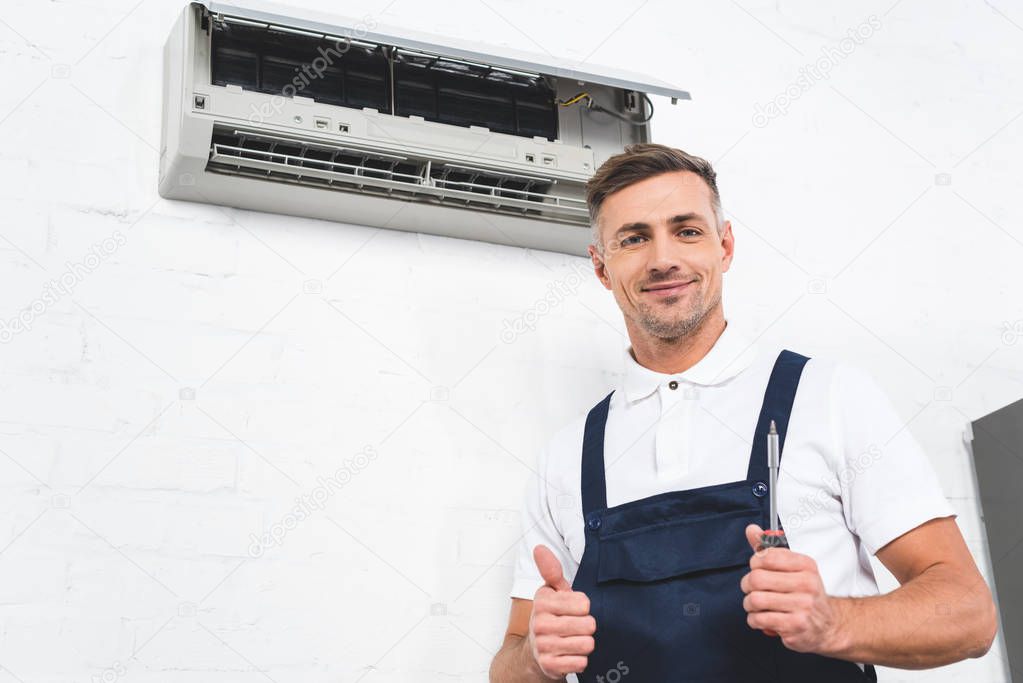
[642,280,695,297]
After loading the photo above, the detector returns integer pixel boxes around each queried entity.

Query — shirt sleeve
[509,438,575,600]
[831,361,957,557]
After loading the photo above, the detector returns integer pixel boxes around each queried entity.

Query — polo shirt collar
[621,319,760,402]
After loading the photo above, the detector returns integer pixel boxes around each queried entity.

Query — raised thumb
[533,544,570,591]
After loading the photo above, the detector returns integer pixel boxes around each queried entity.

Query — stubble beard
[634,281,720,341]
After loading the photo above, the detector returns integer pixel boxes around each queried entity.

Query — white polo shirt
[510,319,957,610]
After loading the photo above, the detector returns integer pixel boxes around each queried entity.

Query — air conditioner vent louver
[206,127,589,223]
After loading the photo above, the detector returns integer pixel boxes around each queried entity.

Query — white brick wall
[0,0,1019,680]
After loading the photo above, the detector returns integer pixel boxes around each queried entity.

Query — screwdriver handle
[756,529,788,638]
[756,529,789,552]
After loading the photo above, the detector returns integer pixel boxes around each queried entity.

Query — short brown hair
[585,143,723,254]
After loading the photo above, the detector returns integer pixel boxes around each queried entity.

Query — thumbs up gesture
[527,545,597,679]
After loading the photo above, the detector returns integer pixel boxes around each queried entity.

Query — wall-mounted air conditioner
[159,0,690,256]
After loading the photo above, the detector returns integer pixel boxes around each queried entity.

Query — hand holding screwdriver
[742,419,840,650]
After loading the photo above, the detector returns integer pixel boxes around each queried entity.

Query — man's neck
[628,311,727,375]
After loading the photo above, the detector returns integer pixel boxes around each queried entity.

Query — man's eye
[619,230,698,246]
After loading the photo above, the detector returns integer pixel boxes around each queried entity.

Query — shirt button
[752,481,768,498]
[668,380,678,390]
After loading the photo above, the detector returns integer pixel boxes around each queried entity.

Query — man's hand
[527,545,596,679]
[740,523,842,653]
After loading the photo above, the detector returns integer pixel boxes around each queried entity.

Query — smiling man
[489,144,998,682]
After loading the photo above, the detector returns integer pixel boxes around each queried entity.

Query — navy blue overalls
[571,350,877,682]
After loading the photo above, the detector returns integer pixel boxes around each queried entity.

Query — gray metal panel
[970,397,1023,682]
[194,0,692,101]
[162,169,594,256]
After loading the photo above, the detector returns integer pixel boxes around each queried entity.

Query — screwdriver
[757,420,788,639]
[757,419,789,552]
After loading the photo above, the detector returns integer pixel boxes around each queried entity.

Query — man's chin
[636,308,708,338]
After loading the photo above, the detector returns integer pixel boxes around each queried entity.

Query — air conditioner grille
[205,127,587,224]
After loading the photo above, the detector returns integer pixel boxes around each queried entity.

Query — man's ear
[720,220,735,273]
[588,243,612,290]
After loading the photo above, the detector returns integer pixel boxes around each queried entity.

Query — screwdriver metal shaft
[758,419,789,551]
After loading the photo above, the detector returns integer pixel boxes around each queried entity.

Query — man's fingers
[747,610,789,634]
[749,547,812,572]
[740,568,811,595]
[533,544,571,591]
[534,634,595,657]
[535,586,591,616]
[532,613,597,637]
[743,589,810,614]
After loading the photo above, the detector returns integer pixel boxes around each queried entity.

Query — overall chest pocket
[596,507,757,583]
[588,507,770,680]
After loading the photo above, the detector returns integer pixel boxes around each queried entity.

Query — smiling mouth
[642,280,695,297]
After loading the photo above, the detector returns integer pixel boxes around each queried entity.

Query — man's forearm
[490,634,564,683]
[819,563,998,669]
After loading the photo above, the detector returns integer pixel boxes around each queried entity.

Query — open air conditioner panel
[209,18,558,140]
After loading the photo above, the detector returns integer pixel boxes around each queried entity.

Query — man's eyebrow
[613,212,707,237]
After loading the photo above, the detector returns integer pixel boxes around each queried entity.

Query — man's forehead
[603,173,714,224]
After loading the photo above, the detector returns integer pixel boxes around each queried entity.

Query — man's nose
[647,232,680,272]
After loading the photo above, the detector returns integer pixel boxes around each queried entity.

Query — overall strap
[746,349,811,482]
[580,390,615,517]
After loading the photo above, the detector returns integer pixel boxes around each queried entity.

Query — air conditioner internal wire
[557,91,654,125]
